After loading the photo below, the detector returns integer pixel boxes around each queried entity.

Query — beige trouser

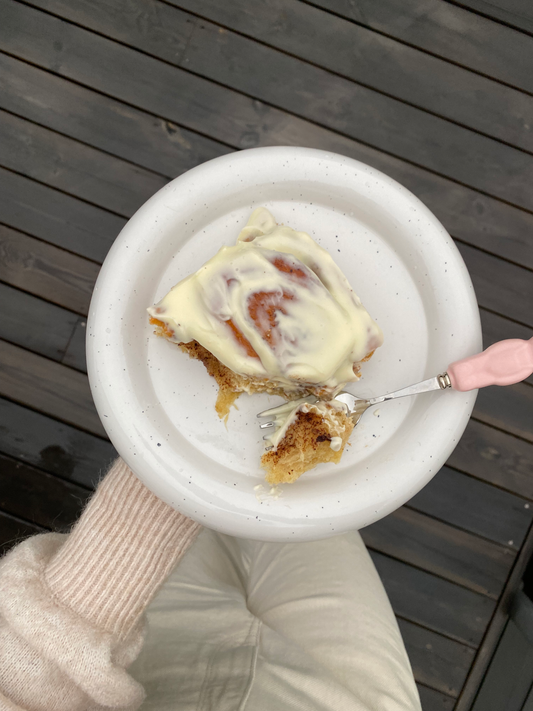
[132,529,421,711]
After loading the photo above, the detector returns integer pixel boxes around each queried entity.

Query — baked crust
[150,317,336,418]
[150,317,358,482]
[261,410,354,484]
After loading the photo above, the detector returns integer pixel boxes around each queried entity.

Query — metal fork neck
[368,372,451,406]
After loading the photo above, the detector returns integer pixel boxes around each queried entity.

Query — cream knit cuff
[45,459,201,641]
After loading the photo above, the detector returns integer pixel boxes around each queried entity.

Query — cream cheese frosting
[148,208,383,393]
[260,396,350,451]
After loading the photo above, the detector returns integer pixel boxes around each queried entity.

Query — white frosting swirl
[260,396,350,451]
[148,208,383,392]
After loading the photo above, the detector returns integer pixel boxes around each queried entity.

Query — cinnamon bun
[148,208,383,483]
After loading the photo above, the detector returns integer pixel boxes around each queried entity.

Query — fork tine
[257,396,317,419]
[260,421,275,429]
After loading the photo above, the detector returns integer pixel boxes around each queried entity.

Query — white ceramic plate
[87,146,481,541]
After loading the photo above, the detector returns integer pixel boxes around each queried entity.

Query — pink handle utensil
[447,337,533,391]
[259,338,533,432]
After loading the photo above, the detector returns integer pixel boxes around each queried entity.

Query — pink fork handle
[447,337,533,391]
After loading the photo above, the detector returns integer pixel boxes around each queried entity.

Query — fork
[258,337,533,433]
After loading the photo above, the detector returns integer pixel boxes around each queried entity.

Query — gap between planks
[1,52,532,270]
[444,0,533,37]
[168,0,533,155]
[301,0,533,95]
[2,3,533,219]
[454,516,533,710]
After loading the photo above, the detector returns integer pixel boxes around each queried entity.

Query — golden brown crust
[150,318,359,481]
[151,316,309,418]
[150,318,246,416]
[177,340,308,418]
[260,410,354,484]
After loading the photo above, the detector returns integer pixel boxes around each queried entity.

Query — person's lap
[131,529,421,711]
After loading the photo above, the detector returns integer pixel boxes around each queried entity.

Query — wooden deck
[0,1,532,708]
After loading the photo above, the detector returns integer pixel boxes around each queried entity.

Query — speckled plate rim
[87,146,481,541]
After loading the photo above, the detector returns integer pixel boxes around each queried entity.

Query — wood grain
[400,619,476,697]
[310,0,533,94]
[0,282,77,362]
[31,0,195,64]
[454,518,533,711]
[1,54,532,269]
[362,506,515,599]
[0,2,316,152]
[0,108,166,217]
[167,0,533,152]
[0,224,99,313]
[407,466,533,550]
[62,317,87,372]
[179,12,533,212]
[0,339,106,438]
[0,168,125,262]
[2,1,533,212]
[371,551,495,646]
[0,452,90,530]
[451,0,533,35]
[0,398,115,488]
[0,54,231,179]
[447,418,533,499]
[474,382,533,443]
[417,684,455,711]
[457,242,533,329]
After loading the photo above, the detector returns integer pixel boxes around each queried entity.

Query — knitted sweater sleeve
[0,459,201,711]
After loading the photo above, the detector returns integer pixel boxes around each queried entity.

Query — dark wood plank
[454,520,533,711]
[452,0,533,35]
[474,382,533,444]
[32,0,196,63]
[394,167,533,270]
[448,419,533,500]
[0,109,166,217]
[417,684,455,711]
[0,398,115,488]
[0,3,317,153]
[179,10,533,213]
[309,0,533,94]
[480,309,533,386]
[0,230,90,372]
[0,510,44,556]
[362,506,515,599]
[2,57,532,271]
[0,452,89,530]
[408,466,533,550]
[62,317,87,372]
[168,0,533,152]
[0,339,106,438]
[0,224,99,313]
[470,617,533,711]
[523,684,533,711]
[0,282,77,362]
[0,54,230,179]
[371,550,495,646]
[457,242,533,329]
[0,168,125,263]
[3,1,533,214]
[400,619,476,697]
